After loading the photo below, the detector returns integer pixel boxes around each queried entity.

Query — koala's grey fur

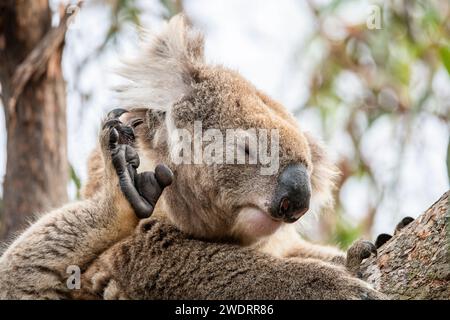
[76,218,385,300]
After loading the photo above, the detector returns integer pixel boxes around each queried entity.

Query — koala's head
[117,15,338,244]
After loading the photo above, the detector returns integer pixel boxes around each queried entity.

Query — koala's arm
[0,197,135,299]
[76,219,386,300]
[80,147,104,199]
[260,226,376,277]
[0,120,136,299]
[260,226,345,261]
[0,112,171,299]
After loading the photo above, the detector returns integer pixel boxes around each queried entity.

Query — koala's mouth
[234,205,283,239]
[270,211,303,224]
[241,204,302,225]
[240,204,280,221]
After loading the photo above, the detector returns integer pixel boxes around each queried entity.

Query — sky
[0,0,449,239]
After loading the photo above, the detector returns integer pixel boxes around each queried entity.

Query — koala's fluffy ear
[304,132,340,212]
[115,14,204,111]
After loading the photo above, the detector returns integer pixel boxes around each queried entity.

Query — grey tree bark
[0,1,69,239]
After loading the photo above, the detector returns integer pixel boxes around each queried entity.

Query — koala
[82,14,376,275]
[0,114,173,299]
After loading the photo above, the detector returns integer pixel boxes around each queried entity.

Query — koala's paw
[395,216,414,233]
[374,233,392,249]
[374,216,415,249]
[346,240,377,278]
[101,108,138,146]
[101,108,174,219]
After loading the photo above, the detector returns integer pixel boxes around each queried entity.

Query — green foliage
[439,44,450,75]
[159,0,183,18]
[106,0,142,44]
[302,0,449,242]
[331,216,362,250]
[70,164,81,200]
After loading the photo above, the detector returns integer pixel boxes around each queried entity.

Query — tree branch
[360,191,450,299]
[7,7,74,116]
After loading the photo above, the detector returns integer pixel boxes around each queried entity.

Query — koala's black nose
[270,164,311,223]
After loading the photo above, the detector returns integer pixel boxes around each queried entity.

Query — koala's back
[79,218,385,300]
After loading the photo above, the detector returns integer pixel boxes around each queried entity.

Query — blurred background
[0,0,449,247]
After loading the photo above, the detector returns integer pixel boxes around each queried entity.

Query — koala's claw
[374,233,392,249]
[374,216,415,249]
[107,108,128,119]
[103,109,136,145]
[346,240,377,278]
[103,119,121,130]
[103,114,173,219]
[395,216,414,234]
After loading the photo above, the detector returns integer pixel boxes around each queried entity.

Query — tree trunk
[0,0,68,239]
[360,191,449,299]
